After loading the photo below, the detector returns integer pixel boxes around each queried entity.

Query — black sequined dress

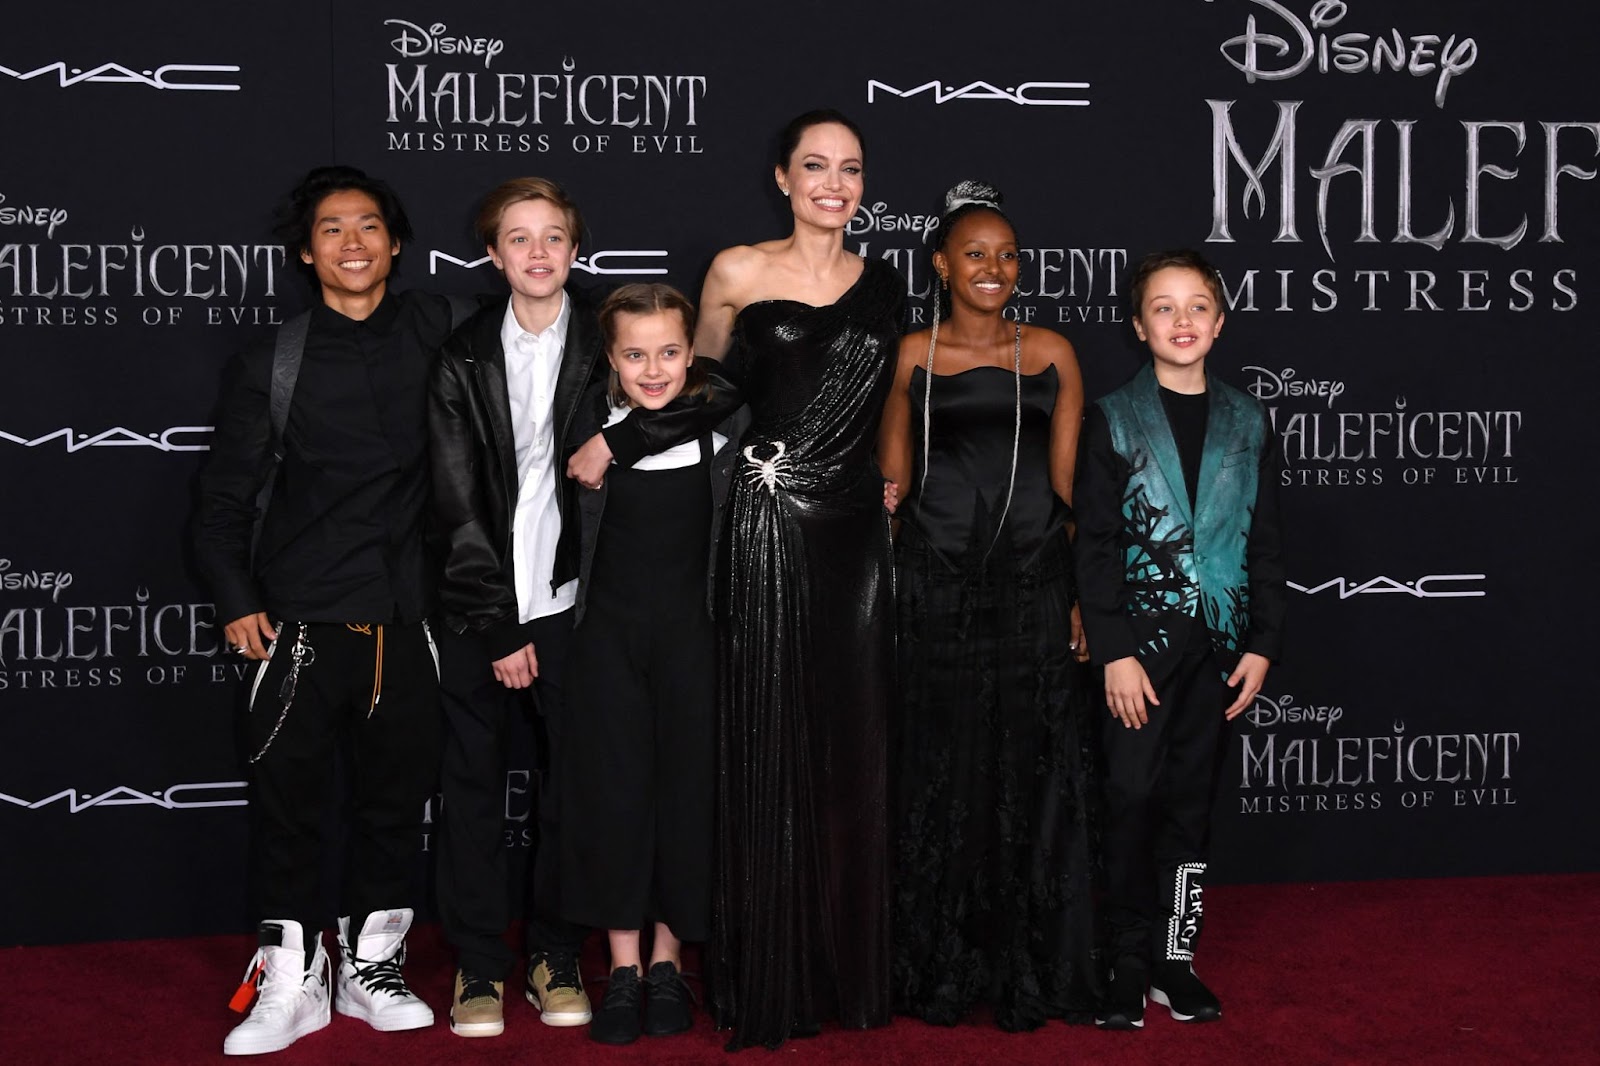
[891,363,1103,1030]
[712,257,903,1050]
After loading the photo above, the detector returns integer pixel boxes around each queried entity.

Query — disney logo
[1246,693,1344,733]
[1243,365,1345,407]
[0,193,68,240]
[0,558,75,603]
[384,19,504,68]
[847,201,940,240]
[1215,0,1476,108]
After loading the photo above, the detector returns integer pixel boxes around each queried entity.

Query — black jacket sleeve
[1073,404,1142,665]
[1243,408,1287,661]
[599,369,745,467]
[427,341,534,660]
[192,340,273,625]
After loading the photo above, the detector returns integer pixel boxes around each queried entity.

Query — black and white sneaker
[1150,962,1222,1022]
[1095,960,1147,1030]
[643,961,695,1036]
[590,966,643,1045]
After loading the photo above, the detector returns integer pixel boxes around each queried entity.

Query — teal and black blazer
[1074,364,1286,680]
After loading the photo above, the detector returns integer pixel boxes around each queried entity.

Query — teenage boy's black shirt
[196,289,454,626]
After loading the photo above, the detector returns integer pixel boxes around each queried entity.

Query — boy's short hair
[475,176,585,249]
[1129,248,1225,316]
[272,165,413,254]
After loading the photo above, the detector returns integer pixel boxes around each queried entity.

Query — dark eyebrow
[317,212,383,225]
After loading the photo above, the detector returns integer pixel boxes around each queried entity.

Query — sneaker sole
[335,1000,436,1031]
[1149,986,1221,1023]
[223,1010,330,1055]
[450,1017,506,1038]
[524,987,592,1025]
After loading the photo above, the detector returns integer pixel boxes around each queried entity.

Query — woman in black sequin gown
[877,182,1103,1031]
[694,110,904,1051]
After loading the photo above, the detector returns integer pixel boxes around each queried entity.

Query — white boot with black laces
[335,909,435,1031]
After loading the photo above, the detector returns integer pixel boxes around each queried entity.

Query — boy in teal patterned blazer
[1075,249,1286,1030]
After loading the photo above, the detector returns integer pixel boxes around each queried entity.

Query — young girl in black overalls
[558,283,744,1045]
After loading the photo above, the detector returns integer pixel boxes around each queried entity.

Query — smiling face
[487,197,578,303]
[299,189,398,311]
[775,121,864,232]
[1132,265,1225,374]
[934,209,1018,316]
[607,308,693,409]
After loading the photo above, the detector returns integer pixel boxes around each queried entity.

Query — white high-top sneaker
[335,908,435,1031]
[223,920,331,1056]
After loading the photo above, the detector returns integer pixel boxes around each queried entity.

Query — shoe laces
[347,946,411,997]
[646,963,696,1006]
[540,952,581,992]
[460,973,500,1004]
[604,967,641,1008]
[240,948,314,1016]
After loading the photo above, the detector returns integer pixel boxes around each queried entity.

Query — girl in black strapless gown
[694,111,904,1050]
[878,182,1103,1031]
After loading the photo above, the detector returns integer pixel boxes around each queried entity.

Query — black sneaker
[1150,961,1222,1022]
[590,966,642,1045]
[1096,959,1147,1030]
[643,961,694,1036]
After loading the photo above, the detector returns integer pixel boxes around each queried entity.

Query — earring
[779,186,790,197]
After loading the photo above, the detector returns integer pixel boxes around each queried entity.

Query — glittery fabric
[712,258,903,1050]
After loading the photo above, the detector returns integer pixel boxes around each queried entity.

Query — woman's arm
[1035,326,1085,505]
[693,246,753,362]
[876,332,924,504]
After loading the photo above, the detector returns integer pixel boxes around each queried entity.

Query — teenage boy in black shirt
[195,166,448,1056]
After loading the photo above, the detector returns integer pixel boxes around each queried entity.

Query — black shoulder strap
[250,309,312,555]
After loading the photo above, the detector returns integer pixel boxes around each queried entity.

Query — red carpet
[2,875,1596,1065]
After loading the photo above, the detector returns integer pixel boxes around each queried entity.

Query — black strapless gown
[891,364,1103,1030]
[712,257,904,1050]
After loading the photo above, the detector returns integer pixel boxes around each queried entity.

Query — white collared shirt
[503,294,577,621]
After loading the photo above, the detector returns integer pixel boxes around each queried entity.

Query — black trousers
[435,612,585,979]
[560,599,714,940]
[245,621,440,941]
[1100,622,1232,964]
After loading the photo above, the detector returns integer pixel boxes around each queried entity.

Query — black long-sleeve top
[194,290,453,626]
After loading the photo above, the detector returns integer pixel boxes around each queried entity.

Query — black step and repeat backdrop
[3,1,1596,944]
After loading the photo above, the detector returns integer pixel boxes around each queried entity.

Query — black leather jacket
[428,289,738,659]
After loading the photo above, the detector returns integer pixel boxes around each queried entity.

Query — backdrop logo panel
[0,556,242,693]
[0,426,212,453]
[427,247,670,278]
[864,78,1091,107]
[380,16,707,157]
[1235,688,1519,815]
[1215,0,1477,108]
[1247,363,1522,488]
[1287,573,1487,599]
[1204,0,1593,312]
[0,61,240,92]
[0,780,246,813]
[848,199,1127,328]
[0,200,286,330]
